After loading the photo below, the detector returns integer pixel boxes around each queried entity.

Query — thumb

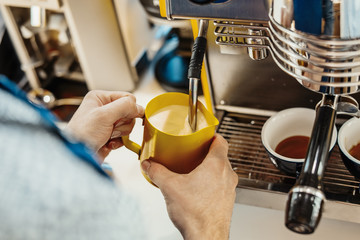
[141,160,177,188]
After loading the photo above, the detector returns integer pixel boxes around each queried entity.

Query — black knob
[285,188,325,234]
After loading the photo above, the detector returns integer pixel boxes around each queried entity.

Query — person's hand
[66,90,144,161]
[141,134,238,240]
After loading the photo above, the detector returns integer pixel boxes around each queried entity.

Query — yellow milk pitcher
[122,92,219,185]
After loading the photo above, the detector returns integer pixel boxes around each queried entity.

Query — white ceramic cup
[261,107,337,176]
[338,117,360,179]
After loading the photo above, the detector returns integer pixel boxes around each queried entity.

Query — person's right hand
[141,134,238,240]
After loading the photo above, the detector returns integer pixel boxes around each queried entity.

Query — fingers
[85,90,144,124]
[96,147,111,163]
[84,90,133,105]
[203,134,229,162]
[111,119,136,138]
[141,160,178,189]
[102,96,144,123]
[106,138,124,150]
[95,138,124,163]
[142,134,231,188]
[200,134,238,187]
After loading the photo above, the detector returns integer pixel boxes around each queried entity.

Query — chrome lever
[336,96,360,118]
[316,96,360,118]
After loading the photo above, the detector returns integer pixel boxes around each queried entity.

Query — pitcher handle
[121,136,141,157]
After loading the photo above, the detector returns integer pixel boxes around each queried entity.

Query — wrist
[64,124,98,151]
[180,218,231,240]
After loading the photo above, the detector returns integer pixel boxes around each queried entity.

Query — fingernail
[141,160,151,173]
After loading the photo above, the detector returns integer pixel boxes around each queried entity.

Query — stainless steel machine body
[161,0,360,234]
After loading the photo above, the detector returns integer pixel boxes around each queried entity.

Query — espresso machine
[158,0,360,234]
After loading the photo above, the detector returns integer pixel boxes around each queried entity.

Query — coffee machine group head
[160,0,360,234]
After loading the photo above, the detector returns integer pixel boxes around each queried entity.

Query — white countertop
[104,69,360,239]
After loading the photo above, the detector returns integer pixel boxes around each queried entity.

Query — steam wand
[188,19,209,132]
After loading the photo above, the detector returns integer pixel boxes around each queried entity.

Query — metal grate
[218,112,360,204]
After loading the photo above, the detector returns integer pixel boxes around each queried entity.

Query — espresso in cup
[275,135,310,159]
[349,142,360,160]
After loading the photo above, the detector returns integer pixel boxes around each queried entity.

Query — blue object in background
[293,0,322,35]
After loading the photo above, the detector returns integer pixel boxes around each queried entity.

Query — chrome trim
[289,186,326,201]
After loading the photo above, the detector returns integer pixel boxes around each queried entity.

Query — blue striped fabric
[0,75,109,178]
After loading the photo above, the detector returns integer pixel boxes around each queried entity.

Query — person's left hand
[66,90,144,162]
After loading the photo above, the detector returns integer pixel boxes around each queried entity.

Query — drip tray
[217,111,360,223]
